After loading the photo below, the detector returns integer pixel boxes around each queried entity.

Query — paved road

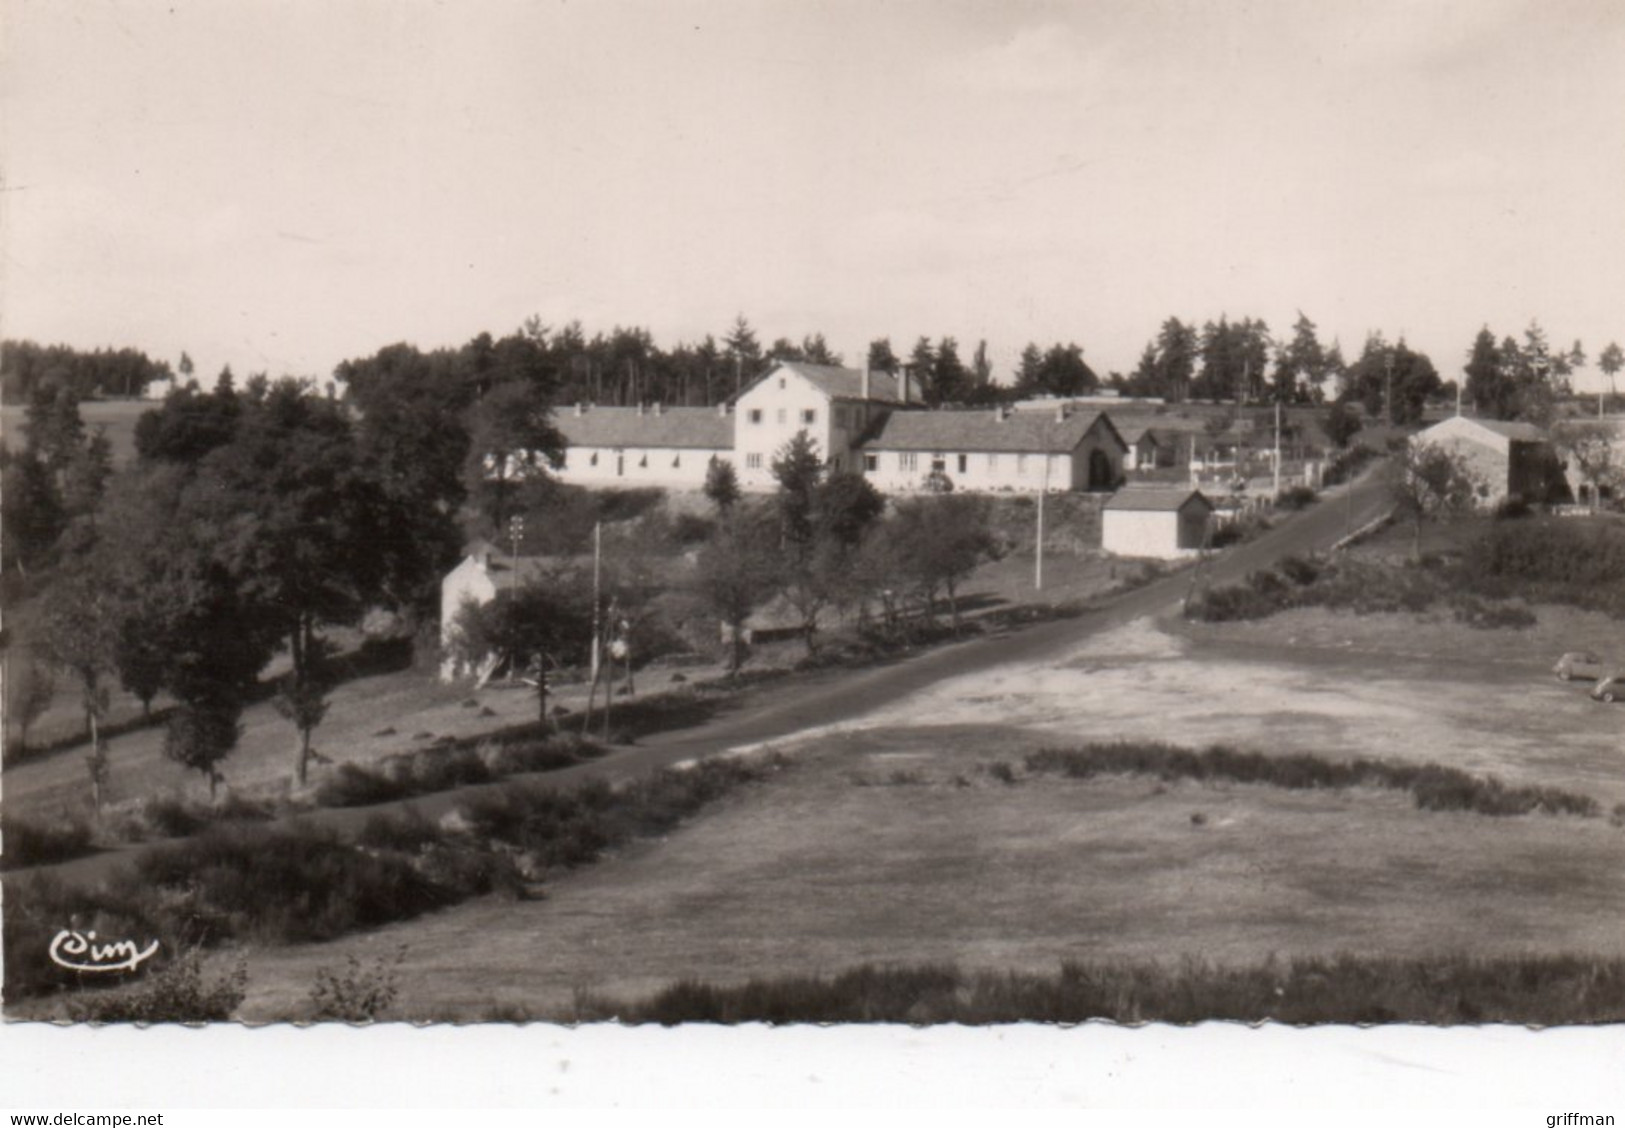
[11,466,1396,885]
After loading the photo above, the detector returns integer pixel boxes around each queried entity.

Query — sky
[3,0,1624,393]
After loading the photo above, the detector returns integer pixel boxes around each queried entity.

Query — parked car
[1591,674,1623,704]
[1553,651,1609,681]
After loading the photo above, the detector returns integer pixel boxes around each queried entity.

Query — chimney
[860,365,871,401]
[1054,403,1069,423]
[899,367,912,406]
[637,402,646,416]
[574,402,586,416]
[717,401,729,418]
[992,404,1007,422]
[653,402,664,416]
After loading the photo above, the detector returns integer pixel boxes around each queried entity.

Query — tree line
[1,340,175,403]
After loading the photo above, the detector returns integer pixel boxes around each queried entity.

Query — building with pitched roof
[858,403,1127,494]
[731,361,914,489]
[439,541,563,680]
[554,402,734,489]
[1102,486,1215,558]
[1411,416,1565,506]
[545,360,1134,497]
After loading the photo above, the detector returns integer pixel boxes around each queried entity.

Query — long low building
[554,402,734,490]
[549,361,1126,496]
[859,403,1126,493]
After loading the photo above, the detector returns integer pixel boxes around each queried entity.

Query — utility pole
[1272,400,1282,498]
[582,520,603,737]
[1035,417,1055,591]
[1384,352,1394,425]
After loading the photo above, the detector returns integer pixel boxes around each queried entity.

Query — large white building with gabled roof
[549,360,1128,496]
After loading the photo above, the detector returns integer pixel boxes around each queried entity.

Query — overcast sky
[3,0,1623,392]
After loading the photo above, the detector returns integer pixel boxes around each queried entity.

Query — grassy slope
[142,725,1625,1023]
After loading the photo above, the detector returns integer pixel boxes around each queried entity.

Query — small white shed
[1102,487,1214,559]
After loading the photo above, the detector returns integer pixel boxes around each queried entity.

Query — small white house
[859,404,1127,494]
[439,542,554,681]
[554,403,734,490]
[1102,487,1215,559]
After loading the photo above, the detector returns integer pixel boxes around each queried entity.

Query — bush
[65,952,248,1024]
[134,824,455,945]
[5,755,785,1007]
[314,763,412,808]
[576,955,1625,1025]
[1023,742,1599,819]
[309,949,404,1023]
[1275,485,1318,511]
[1322,444,1378,487]
[2,812,96,870]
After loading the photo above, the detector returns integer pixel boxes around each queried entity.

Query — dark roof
[1105,486,1213,512]
[556,405,732,450]
[859,409,1125,454]
[758,362,907,404]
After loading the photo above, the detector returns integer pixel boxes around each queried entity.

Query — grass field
[0,399,150,465]
[75,717,1617,1023]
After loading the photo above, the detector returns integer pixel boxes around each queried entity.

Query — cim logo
[48,929,160,974]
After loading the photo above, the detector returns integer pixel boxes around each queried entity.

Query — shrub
[409,746,492,794]
[134,824,454,945]
[1275,485,1319,511]
[309,949,404,1023]
[65,952,247,1024]
[986,761,1018,785]
[1023,742,1599,819]
[1322,444,1378,487]
[357,806,440,852]
[314,763,412,808]
[2,812,96,870]
[576,955,1625,1026]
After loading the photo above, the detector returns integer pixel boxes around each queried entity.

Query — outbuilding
[1102,487,1214,559]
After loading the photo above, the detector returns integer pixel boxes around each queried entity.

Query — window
[801,409,816,425]
[746,452,763,469]
[748,409,762,424]
[589,452,599,467]
[899,452,918,471]
[639,454,648,468]
[930,455,946,473]
[957,454,968,474]
[1017,454,1028,473]
[988,453,999,472]
[778,377,786,389]
[673,454,681,468]
[864,453,877,472]
[776,408,787,424]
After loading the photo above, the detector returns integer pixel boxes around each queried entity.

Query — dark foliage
[66,952,248,1024]
[579,955,1625,1026]
[1,813,96,870]
[1023,742,1599,817]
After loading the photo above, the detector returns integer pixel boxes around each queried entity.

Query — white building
[731,362,911,489]
[859,403,1127,494]
[553,402,734,490]
[1102,487,1215,559]
[1410,416,1558,507]
[439,542,555,680]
